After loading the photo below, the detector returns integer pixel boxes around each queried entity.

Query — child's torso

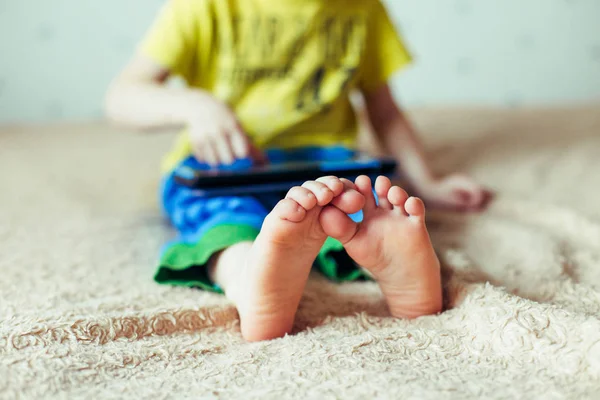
[162,0,377,172]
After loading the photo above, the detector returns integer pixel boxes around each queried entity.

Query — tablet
[174,155,397,197]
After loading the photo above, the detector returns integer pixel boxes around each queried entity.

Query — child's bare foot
[227,177,364,342]
[319,176,443,319]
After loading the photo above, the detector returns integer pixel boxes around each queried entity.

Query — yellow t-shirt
[141,0,412,173]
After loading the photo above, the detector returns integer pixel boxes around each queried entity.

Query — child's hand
[187,92,265,166]
[414,174,494,212]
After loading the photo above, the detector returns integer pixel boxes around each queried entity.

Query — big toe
[331,188,365,215]
[319,206,358,244]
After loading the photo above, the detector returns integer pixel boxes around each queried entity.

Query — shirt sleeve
[139,0,204,82]
[359,0,413,93]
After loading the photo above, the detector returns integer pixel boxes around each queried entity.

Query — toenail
[297,206,304,212]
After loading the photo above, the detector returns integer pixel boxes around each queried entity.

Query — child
[106,0,490,342]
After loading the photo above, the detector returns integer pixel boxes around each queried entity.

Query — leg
[320,176,443,319]
[207,241,254,292]
[209,177,364,342]
[157,170,267,292]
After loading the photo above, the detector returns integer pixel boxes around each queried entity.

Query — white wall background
[0,0,599,124]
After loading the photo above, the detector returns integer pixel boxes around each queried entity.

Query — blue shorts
[155,147,369,292]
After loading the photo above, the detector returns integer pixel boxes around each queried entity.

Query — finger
[229,130,250,160]
[466,189,495,212]
[215,135,235,165]
[480,189,495,209]
[451,175,486,207]
[202,141,219,167]
[191,142,207,165]
[452,188,473,206]
[465,187,484,208]
[301,180,335,206]
[189,128,209,165]
[471,186,486,208]
[190,138,209,165]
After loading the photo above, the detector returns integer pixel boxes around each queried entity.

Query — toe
[355,175,376,212]
[302,181,334,206]
[375,176,393,210]
[271,198,306,223]
[340,178,357,191]
[388,186,410,216]
[331,188,365,215]
[405,196,426,219]
[316,176,344,197]
[285,186,318,211]
[319,206,359,244]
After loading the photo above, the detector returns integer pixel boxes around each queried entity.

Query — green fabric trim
[155,224,370,293]
[155,224,260,293]
[315,237,369,282]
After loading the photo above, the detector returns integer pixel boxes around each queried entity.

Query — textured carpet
[1,107,600,399]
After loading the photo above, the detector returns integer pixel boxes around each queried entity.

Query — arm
[104,54,262,165]
[362,85,435,186]
[363,85,492,211]
[105,54,208,130]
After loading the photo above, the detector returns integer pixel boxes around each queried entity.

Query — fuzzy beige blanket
[1,107,599,399]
